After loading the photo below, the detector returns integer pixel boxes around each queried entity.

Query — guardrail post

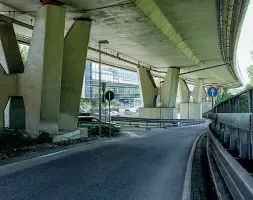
[230,127,238,150]
[215,122,220,136]
[238,130,249,158]
[223,125,230,146]
[220,123,225,142]
[250,114,253,159]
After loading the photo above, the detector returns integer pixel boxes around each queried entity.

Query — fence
[209,86,253,113]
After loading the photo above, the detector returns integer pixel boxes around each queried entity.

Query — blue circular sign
[207,87,218,97]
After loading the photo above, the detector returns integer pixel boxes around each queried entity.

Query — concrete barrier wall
[209,113,252,159]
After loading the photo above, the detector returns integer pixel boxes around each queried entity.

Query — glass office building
[83,62,141,108]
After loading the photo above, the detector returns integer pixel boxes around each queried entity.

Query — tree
[216,92,232,104]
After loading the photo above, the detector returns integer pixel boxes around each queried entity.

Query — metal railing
[208,86,253,114]
[111,116,205,128]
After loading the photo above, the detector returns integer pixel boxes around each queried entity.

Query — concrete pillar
[138,67,179,119]
[21,4,66,134]
[192,79,204,103]
[230,127,238,149]
[180,79,204,119]
[0,21,24,74]
[179,79,189,103]
[138,68,158,108]
[161,67,179,107]
[0,21,24,128]
[224,88,228,94]
[59,18,91,131]
[4,97,25,129]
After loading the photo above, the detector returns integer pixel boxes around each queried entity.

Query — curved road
[0,124,207,200]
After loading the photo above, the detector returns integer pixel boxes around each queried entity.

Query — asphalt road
[0,124,207,200]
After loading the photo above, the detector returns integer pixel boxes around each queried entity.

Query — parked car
[78,116,120,137]
[78,116,99,124]
[78,116,120,128]
[124,109,131,116]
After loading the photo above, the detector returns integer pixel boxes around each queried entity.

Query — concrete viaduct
[0,0,248,135]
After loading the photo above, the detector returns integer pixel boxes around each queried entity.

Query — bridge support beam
[0,21,25,128]
[21,4,66,134]
[59,19,91,131]
[180,78,204,119]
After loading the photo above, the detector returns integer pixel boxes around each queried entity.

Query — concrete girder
[135,0,202,66]
[59,18,91,131]
[21,4,66,134]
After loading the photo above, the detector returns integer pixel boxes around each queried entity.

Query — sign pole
[212,96,214,113]
[109,93,111,137]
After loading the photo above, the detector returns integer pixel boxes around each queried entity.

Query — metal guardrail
[111,117,205,128]
[208,132,253,200]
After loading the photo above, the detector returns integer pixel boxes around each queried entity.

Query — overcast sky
[237,1,253,84]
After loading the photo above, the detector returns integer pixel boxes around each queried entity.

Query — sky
[237,1,253,84]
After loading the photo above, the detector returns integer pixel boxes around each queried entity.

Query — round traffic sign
[105,91,115,101]
[207,87,218,97]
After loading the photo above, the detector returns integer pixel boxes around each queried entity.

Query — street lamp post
[160,80,164,127]
[188,91,191,119]
[98,40,109,137]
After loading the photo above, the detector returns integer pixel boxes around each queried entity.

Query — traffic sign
[105,91,115,101]
[207,87,218,97]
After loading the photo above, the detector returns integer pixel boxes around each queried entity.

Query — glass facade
[83,62,141,108]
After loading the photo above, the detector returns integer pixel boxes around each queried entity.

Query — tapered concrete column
[0,21,25,128]
[192,79,204,103]
[161,67,179,107]
[180,79,204,119]
[179,79,189,103]
[59,19,91,131]
[0,67,18,127]
[21,4,66,134]
[4,97,25,129]
[138,68,158,108]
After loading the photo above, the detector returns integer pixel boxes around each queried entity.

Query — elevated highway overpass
[0,0,249,134]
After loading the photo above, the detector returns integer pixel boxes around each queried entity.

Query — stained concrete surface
[0,124,207,200]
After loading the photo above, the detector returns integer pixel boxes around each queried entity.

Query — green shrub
[0,129,34,150]
[36,131,53,144]
[86,124,120,137]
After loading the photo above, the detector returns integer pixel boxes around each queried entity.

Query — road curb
[181,129,207,200]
